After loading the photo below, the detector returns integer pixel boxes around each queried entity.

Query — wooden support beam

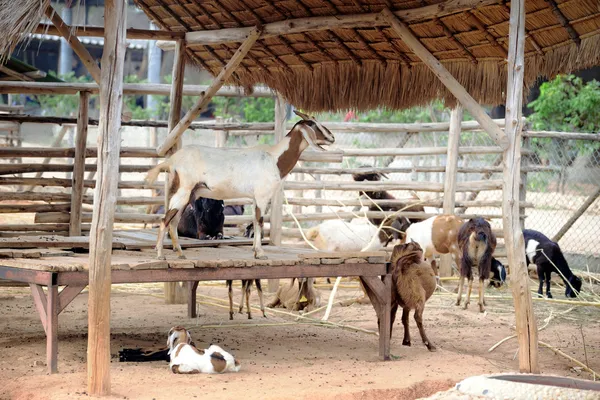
[157,28,261,156]
[87,0,127,395]
[502,0,539,374]
[35,24,185,40]
[268,95,287,293]
[553,186,600,243]
[440,105,462,277]
[0,65,35,82]
[382,8,508,150]
[46,283,58,374]
[184,0,499,45]
[70,91,89,236]
[45,4,132,122]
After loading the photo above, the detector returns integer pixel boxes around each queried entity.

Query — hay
[0,0,50,64]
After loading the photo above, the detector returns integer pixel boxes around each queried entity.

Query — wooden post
[46,283,58,374]
[268,94,286,292]
[164,39,188,305]
[381,8,508,150]
[502,0,539,373]
[70,91,89,236]
[87,0,127,395]
[520,136,530,229]
[440,105,462,277]
[157,28,261,156]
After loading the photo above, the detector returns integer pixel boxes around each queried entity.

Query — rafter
[544,0,581,46]
[434,17,477,63]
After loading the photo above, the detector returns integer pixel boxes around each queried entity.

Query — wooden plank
[440,105,462,277]
[29,283,48,334]
[502,0,539,374]
[87,0,127,394]
[46,284,58,374]
[157,27,262,156]
[70,91,89,236]
[381,7,508,150]
[298,251,386,259]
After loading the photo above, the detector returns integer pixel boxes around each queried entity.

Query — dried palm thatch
[0,0,51,64]
[2,0,600,112]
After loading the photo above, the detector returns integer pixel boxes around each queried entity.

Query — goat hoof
[455,300,461,307]
[177,254,187,260]
[479,305,485,313]
[254,254,268,260]
[547,292,553,299]
[463,302,469,310]
[402,340,411,347]
[426,344,437,352]
[262,313,267,318]
[229,315,233,321]
[157,255,166,261]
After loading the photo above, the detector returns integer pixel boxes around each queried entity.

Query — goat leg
[463,278,474,310]
[537,265,544,297]
[478,278,485,313]
[156,208,179,260]
[238,281,246,314]
[227,280,234,320]
[389,303,398,340]
[456,276,465,306]
[401,307,411,346]
[255,279,267,317]
[245,280,252,319]
[545,270,553,299]
[414,305,436,352]
[253,204,267,260]
[169,209,186,259]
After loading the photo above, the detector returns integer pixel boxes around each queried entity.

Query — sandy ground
[0,279,599,400]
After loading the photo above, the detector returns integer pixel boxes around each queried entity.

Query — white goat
[167,326,241,374]
[306,219,387,252]
[146,111,335,260]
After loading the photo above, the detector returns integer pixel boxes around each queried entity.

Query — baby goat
[456,218,497,313]
[388,242,437,352]
[146,110,335,260]
[524,229,582,298]
[167,326,241,374]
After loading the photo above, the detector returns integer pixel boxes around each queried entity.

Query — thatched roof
[2,0,600,111]
[134,0,600,111]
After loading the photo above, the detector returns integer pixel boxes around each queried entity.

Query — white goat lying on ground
[306,219,391,252]
[167,326,241,374]
[146,110,335,260]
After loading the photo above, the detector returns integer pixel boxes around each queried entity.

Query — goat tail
[145,160,171,186]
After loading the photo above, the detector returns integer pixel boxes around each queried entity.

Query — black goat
[488,257,507,288]
[524,229,582,299]
[351,168,424,245]
[177,197,225,240]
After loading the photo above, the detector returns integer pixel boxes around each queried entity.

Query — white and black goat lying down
[524,229,582,298]
[167,326,241,374]
[146,110,335,260]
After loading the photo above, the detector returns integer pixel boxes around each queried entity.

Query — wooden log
[268,94,287,292]
[0,147,160,158]
[0,224,89,232]
[283,197,532,208]
[291,165,556,175]
[381,7,508,150]
[440,105,462,277]
[0,192,72,202]
[503,0,539,374]
[24,126,70,191]
[523,130,600,141]
[341,146,510,157]
[283,179,503,192]
[157,28,262,156]
[87,0,126,393]
[70,91,89,236]
[184,0,499,45]
[0,203,71,213]
[552,186,600,243]
[35,24,185,40]
[0,81,274,97]
[36,212,160,224]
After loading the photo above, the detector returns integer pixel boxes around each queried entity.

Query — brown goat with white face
[387,242,437,352]
[456,218,497,313]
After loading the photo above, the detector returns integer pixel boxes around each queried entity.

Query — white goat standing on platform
[146,111,335,260]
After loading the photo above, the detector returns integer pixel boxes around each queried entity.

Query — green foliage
[528,75,600,133]
[35,72,95,117]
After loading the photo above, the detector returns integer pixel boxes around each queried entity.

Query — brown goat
[456,218,497,313]
[387,242,437,352]
[267,278,321,312]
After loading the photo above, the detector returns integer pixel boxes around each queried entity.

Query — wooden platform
[0,241,392,374]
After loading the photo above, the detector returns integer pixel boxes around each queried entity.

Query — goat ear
[299,125,326,152]
[294,109,311,120]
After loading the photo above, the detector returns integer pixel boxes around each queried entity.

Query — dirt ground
[0,279,599,400]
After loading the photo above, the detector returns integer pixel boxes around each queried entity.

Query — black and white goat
[524,229,582,298]
[146,110,335,260]
[489,257,507,288]
[167,326,241,374]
